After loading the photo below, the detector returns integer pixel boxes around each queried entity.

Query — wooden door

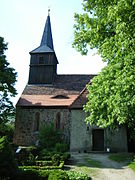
[92,129,104,151]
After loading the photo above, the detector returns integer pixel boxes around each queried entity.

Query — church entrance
[92,129,104,151]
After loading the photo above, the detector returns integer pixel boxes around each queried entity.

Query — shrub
[16,169,68,180]
[16,146,38,166]
[48,170,69,180]
[55,143,68,153]
[67,171,91,180]
[60,153,70,162]
[52,154,61,165]
[39,123,62,150]
[0,136,17,179]
[0,123,14,142]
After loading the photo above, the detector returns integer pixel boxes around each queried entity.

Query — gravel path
[65,153,135,180]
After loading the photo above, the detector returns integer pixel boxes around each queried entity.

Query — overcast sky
[0,0,106,104]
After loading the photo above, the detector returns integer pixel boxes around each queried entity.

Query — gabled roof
[30,15,54,54]
[70,87,88,109]
[17,74,95,107]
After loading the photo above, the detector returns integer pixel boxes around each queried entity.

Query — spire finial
[48,8,50,16]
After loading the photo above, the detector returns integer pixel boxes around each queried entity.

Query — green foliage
[0,123,14,142]
[17,168,68,180]
[0,37,17,124]
[55,143,68,153]
[48,170,68,180]
[16,146,38,166]
[129,155,135,171]
[16,168,49,180]
[0,136,17,178]
[73,0,135,136]
[39,123,63,150]
[52,154,61,165]
[67,171,91,180]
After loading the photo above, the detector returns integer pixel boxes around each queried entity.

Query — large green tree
[0,37,17,124]
[73,0,135,137]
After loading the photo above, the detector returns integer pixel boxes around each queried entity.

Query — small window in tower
[34,112,40,132]
[39,56,44,64]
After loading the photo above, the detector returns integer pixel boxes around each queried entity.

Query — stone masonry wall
[14,107,71,146]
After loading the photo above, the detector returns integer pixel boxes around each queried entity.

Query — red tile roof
[17,74,95,108]
[17,94,78,107]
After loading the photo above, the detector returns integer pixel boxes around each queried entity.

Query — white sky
[0,0,106,105]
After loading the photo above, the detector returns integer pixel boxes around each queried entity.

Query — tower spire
[40,12,54,50]
[30,12,54,53]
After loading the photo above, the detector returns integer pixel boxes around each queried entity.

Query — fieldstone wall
[14,107,71,146]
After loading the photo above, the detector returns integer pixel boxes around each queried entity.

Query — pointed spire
[40,11,54,50]
[30,11,54,54]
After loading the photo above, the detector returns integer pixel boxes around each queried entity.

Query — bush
[67,171,91,180]
[55,143,68,153]
[48,170,69,180]
[0,123,14,142]
[61,153,71,163]
[39,123,62,150]
[0,136,17,179]
[16,169,68,180]
[52,154,61,165]
[16,146,38,166]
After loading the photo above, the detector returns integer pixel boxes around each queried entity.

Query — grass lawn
[84,156,102,168]
[128,155,135,171]
[108,153,134,163]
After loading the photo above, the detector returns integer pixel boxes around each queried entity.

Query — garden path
[65,153,135,180]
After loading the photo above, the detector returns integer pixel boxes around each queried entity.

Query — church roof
[17,74,95,108]
[30,15,54,54]
[70,87,88,109]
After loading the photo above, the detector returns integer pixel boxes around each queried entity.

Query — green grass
[109,153,134,163]
[72,165,99,178]
[84,156,102,168]
[128,155,135,171]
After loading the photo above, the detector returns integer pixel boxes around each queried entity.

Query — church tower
[28,12,58,84]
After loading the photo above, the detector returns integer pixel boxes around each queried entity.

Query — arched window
[34,112,40,132]
[56,112,60,129]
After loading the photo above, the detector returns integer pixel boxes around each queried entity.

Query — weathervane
[48,8,50,16]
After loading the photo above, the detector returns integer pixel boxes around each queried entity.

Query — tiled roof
[17,74,95,107]
[70,88,88,109]
[17,95,78,107]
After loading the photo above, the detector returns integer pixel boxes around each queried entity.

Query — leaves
[0,37,17,124]
[73,0,135,137]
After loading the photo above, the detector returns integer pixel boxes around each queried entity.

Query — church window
[34,112,40,132]
[56,112,60,129]
[39,56,44,64]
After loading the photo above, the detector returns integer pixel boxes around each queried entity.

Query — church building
[14,13,128,152]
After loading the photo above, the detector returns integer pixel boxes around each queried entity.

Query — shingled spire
[40,12,54,50]
[30,12,55,53]
[28,13,58,84]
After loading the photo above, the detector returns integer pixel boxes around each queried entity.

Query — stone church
[14,14,128,152]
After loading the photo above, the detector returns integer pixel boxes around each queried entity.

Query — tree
[0,136,17,178]
[0,37,17,124]
[73,0,135,137]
